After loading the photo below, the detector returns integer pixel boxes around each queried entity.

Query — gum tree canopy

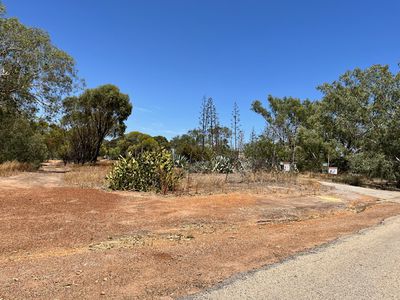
[63,85,132,163]
[0,2,79,115]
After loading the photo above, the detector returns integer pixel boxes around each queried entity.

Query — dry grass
[177,171,323,196]
[63,162,322,196]
[0,161,35,177]
[64,164,112,189]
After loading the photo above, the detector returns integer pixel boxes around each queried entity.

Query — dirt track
[1,167,400,299]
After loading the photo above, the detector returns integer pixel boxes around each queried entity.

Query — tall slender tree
[198,96,208,150]
[231,101,242,152]
[238,129,245,153]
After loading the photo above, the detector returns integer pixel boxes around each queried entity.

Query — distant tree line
[168,65,400,187]
[247,65,400,186]
[1,0,399,187]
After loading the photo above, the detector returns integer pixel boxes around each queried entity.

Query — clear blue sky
[5,0,400,140]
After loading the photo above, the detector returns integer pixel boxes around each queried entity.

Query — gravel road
[192,184,400,300]
[321,181,400,203]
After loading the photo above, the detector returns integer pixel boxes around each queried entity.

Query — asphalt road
[192,184,400,300]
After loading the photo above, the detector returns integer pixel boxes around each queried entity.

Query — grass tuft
[0,161,36,177]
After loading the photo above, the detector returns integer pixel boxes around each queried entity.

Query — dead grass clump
[96,159,116,166]
[243,171,298,185]
[178,171,322,196]
[64,164,111,188]
[184,173,227,194]
[0,161,35,177]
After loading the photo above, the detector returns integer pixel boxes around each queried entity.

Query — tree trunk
[90,139,103,163]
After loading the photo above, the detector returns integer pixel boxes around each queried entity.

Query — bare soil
[1,164,400,299]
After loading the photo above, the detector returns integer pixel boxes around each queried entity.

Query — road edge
[182,213,400,300]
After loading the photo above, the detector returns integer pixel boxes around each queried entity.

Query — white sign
[328,167,338,175]
[283,163,291,172]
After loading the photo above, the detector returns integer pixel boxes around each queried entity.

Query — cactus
[107,149,183,193]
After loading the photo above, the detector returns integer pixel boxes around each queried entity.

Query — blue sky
[5,0,400,140]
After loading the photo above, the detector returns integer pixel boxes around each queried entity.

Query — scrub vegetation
[1,0,399,191]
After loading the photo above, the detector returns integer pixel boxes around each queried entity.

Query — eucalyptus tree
[252,96,312,165]
[318,64,400,182]
[62,85,132,163]
[0,1,80,164]
[0,1,80,116]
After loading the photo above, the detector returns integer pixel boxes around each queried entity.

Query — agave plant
[174,154,189,169]
[211,156,234,174]
[191,160,212,173]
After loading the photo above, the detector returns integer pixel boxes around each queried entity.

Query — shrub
[174,154,189,169]
[107,150,183,193]
[0,114,48,166]
[211,155,233,174]
[334,174,363,186]
[188,156,234,174]
[191,160,212,173]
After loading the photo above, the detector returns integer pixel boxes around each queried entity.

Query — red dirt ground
[1,183,400,299]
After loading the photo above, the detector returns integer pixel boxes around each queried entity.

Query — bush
[211,155,233,174]
[334,174,363,186]
[189,156,233,174]
[174,154,189,169]
[107,149,183,193]
[0,114,48,166]
[349,152,396,181]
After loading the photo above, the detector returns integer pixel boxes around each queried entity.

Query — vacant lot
[1,164,400,299]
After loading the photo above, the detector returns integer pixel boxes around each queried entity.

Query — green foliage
[127,137,159,155]
[120,132,166,156]
[317,64,400,182]
[153,135,170,149]
[106,147,122,160]
[0,5,80,116]
[244,135,277,171]
[102,131,170,159]
[333,174,363,187]
[0,113,48,166]
[251,96,315,165]
[58,142,71,165]
[62,84,132,163]
[171,133,210,162]
[349,152,397,181]
[191,161,212,173]
[248,65,400,186]
[296,127,341,171]
[187,156,233,174]
[211,155,233,174]
[173,154,189,169]
[107,150,183,193]
[37,123,68,159]
[0,2,5,15]
[0,2,80,166]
